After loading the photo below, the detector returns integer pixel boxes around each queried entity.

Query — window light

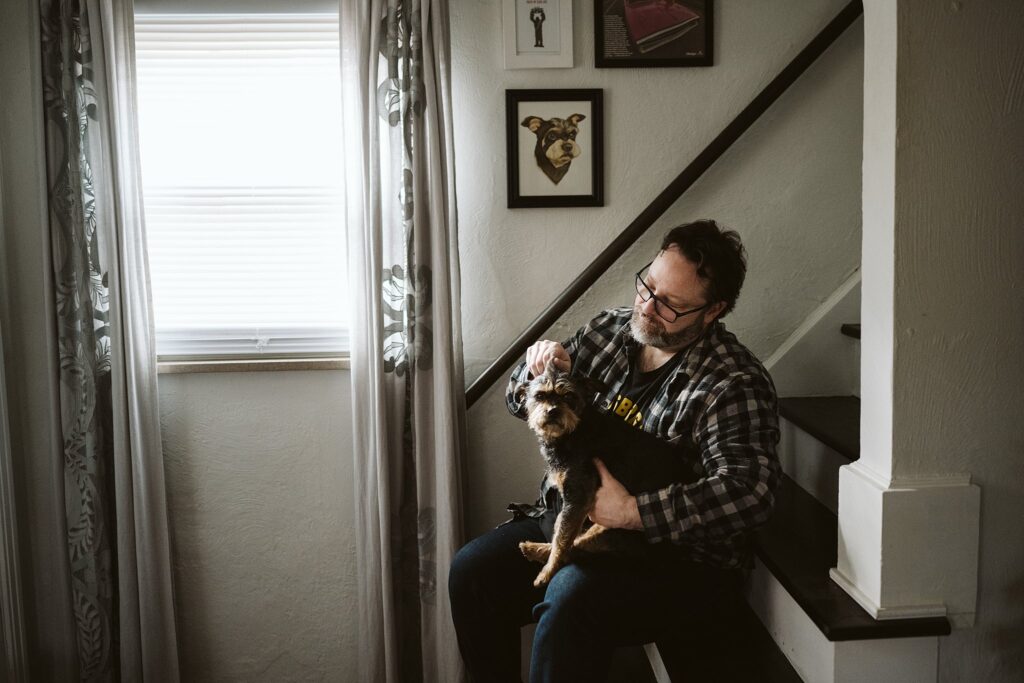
[135,11,347,359]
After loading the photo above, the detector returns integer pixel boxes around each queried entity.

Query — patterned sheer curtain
[38,0,179,679]
[340,1,467,681]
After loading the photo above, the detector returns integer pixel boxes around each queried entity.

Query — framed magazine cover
[503,0,574,69]
[595,0,713,68]
[506,89,604,208]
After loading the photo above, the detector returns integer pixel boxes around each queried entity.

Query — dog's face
[517,362,605,441]
[521,114,585,175]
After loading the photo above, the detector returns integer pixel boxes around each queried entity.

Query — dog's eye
[546,132,556,141]
[533,391,548,401]
[569,132,576,139]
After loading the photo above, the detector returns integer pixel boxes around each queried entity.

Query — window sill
[157,356,350,375]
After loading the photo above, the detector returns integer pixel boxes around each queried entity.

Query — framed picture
[595,0,713,68]
[506,89,603,208]
[503,0,574,69]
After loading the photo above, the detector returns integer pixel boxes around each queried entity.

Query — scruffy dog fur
[515,361,700,586]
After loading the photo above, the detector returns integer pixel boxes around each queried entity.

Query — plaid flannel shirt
[506,307,781,569]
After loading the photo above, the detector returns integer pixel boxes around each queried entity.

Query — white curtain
[340,1,467,681]
[38,0,180,679]
[0,314,29,680]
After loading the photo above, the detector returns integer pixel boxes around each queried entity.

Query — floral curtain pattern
[341,0,466,681]
[40,2,118,677]
[38,0,180,680]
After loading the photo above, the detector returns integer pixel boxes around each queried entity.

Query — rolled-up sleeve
[635,372,781,544]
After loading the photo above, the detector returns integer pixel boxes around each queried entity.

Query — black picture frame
[595,0,713,68]
[506,89,604,209]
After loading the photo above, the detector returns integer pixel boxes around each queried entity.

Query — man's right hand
[526,340,571,377]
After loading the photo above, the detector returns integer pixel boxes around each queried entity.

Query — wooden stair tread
[779,396,860,461]
[654,599,802,682]
[754,476,951,641]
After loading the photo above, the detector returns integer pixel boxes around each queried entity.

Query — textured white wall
[456,0,862,377]
[884,1,1024,680]
[158,371,358,682]
[456,0,864,538]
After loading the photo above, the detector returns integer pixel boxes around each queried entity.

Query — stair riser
[748,559,940,682]
[779,417,850,514]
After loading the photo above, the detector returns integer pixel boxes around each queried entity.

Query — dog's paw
[533,566,556,587]
[519,541,552,564]
[532,558,564,586]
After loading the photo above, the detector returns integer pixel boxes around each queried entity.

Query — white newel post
[830,0,982,630]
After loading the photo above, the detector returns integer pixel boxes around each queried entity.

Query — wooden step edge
[754,476,951,642]
[778,396,860,461]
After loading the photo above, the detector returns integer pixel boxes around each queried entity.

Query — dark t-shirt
[602,352,685,429]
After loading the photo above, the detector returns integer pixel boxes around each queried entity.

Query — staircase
[734,322,949,682]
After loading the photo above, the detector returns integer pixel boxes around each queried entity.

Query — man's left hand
[590,459,643,530]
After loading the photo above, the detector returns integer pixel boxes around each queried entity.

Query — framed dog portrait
[503,0,574,69]
[506,89,604,208]
[595,0,713,68]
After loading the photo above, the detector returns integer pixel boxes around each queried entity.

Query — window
[135,9,347,360]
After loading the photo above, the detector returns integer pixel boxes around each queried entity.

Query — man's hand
[526,340,571,377]
[589,459,642,530]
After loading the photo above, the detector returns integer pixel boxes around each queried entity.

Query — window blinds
[135,13,347,359]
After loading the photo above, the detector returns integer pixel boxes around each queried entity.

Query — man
[530,7,546,48]
[449,220,781,682]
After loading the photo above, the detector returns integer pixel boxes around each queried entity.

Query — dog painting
[520,114,585,185]
[506,89,603,207]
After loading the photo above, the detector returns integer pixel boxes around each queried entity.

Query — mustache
[630,306,703,349]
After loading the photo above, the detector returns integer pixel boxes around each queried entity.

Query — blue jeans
[448,517,743,683]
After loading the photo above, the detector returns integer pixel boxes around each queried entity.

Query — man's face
[630,247,724,350]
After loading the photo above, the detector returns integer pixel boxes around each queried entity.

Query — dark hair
[660,220,747,317]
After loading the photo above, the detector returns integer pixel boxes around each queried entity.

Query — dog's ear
[574,374,607,397]
[521,116,544,133]
[567,113,586,127]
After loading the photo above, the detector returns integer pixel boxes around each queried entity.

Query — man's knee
[449,528,521,605]
[532,565,596,627]
[449,539,487,605]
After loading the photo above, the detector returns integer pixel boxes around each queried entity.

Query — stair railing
[465,0,864,408]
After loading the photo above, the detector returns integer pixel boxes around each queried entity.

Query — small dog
[521,114,585,185]
[514,361,700,586]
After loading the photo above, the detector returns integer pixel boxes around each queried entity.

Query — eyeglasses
[634,263,711,323]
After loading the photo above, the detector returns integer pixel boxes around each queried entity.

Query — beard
[629,305,707,350]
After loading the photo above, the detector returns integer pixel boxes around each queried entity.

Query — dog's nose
[562,142,573,152]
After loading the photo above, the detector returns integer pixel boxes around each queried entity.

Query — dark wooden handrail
[465,0,863,408]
